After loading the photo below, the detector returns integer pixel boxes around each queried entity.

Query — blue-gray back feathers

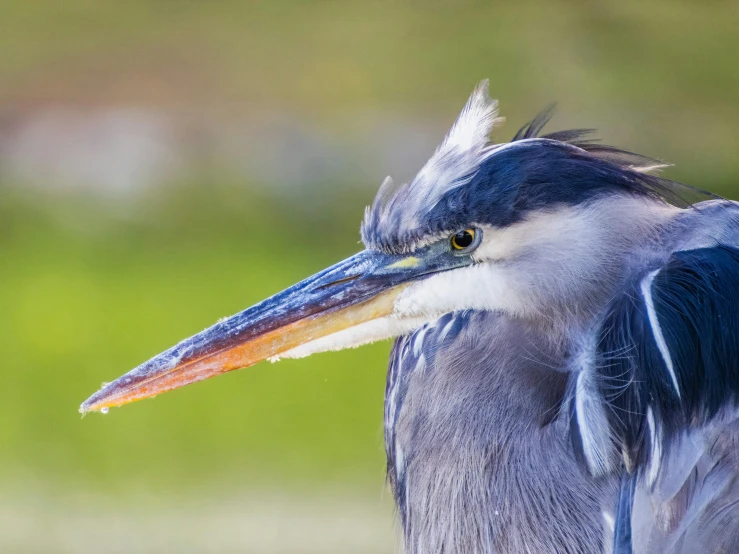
[572,244,739,476]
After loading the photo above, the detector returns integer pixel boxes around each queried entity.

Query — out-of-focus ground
[1,1,738,552]
[0,488,397,553]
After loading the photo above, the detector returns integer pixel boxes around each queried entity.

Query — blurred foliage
[2,1,738,191]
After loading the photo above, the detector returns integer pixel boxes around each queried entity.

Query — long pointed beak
[80,248,455,414]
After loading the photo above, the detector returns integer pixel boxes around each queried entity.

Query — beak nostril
[316,274,362,290]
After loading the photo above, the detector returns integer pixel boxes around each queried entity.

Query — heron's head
[81,81,685,413]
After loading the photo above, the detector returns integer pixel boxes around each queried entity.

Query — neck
[389,311,614,554]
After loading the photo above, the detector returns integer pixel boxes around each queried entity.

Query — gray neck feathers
[394,313,615,554]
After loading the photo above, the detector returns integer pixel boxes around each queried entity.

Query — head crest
[361,81,713,253]
[361,80,503,249]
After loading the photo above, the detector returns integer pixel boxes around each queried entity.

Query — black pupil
[454,231,473,248]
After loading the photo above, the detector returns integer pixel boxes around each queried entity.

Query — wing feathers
[586,244,739,475]
[641,270,681,399]
[571,243,739,552]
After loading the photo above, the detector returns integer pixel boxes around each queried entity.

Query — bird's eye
[451,229,476,251]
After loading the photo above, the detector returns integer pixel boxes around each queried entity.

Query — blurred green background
[1,1,738,552]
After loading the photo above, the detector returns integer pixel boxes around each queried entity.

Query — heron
[81,81,739,553]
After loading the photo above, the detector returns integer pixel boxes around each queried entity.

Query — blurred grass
[0,181,392,494]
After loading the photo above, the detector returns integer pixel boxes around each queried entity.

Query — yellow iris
[451,229,476,250]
